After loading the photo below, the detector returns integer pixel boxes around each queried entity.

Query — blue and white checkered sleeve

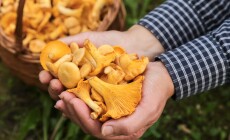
[138,0,230,51]
[157,19,230,100]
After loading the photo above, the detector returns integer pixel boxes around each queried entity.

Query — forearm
[138,0,230,51]
[157,18,230,100]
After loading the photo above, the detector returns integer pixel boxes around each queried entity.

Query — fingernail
[54,104,59,109]
[102,126,114,136]
[59,94,64,99]
[54,100,61,109]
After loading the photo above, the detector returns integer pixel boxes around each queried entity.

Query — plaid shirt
[138,0,230,100]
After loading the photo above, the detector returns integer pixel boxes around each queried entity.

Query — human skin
[39,25,175,139]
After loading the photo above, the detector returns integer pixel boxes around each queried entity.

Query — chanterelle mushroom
[40,40,71,70]
[38,39,149,122]
[88,76,144,122]
[100,63,125,84]
[0,12,16,36]
[98,45,114,55]
[118,54,149,81]
[37,0,52,8]
[29,39,46,53]
[67,79,103,119]
[72,48,86,65]
[84,40,116,76]
[88,0,112,29]
[79,63,92,79]
[46,54,72,77]
[58,62,81,88]
[91,88,104,102]
[57,4,83,18]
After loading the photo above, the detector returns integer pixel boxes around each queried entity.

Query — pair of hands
[39,25,174,139]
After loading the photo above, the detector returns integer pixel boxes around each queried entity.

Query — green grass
[123,0,165,28]
[0,0,230,140]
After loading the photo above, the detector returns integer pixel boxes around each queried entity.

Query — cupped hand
[39,24,165,100]
[38,25,170,139]
[53,62,174,139]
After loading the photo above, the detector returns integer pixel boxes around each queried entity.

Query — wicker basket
[0,0,126,90]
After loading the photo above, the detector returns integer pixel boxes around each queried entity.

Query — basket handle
[117,0,126,31]
[15,0,26,53]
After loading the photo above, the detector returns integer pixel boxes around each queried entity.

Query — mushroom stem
[85,98,102,114]
[80,63,92,78]
[70,42,79,53]
[84,40,116,76]
[72,48,86,65]
[100,64,125,84]
[90,101,107,120]
[46,54,72,77]
[67,80,103,119]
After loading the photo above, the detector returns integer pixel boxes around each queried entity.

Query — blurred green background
[0,0,229,140]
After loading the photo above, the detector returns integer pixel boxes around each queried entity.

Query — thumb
[101,106,151,137]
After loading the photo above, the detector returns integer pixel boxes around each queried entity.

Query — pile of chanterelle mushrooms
[40,40,149,122]
[0,0,112,53]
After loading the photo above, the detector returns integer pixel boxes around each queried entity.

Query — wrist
[148,61,174,99]
[126,25,165,61]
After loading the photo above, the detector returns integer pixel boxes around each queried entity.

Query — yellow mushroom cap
[0,12,16,29]
[88,76,144,122]
[29,39,46,53]
[57,4,83,17]
[118,54,149,81]
[113,46,126,56]
[98,45,114,55]
[58,62,81,88]
[40,40,71,70]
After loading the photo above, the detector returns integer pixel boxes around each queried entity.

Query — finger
[132,126,149,139]
[99,125,149,140]
[39,70,53,84]
[57,96,90,133]
[54,100,68,115]
[101,69,167,137]
[101,102,155,137]
[100,135,139,140]
[59,91,76,116]
[69,98,102,136]
[48,79,65,100]
[54,100,80,125]
[67,98,145,140]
